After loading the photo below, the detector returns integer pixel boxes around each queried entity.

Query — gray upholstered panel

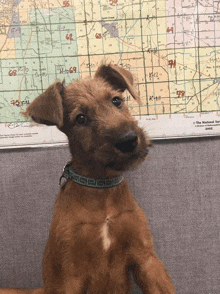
[0,138,220,293]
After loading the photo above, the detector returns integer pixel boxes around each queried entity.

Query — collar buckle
[59,162,71,186]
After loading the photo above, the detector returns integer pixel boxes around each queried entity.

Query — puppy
[1,64,175,294]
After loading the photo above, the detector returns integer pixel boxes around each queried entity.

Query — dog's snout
[115,131,138,153]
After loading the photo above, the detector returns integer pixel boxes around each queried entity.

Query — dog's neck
[60,162,124,189]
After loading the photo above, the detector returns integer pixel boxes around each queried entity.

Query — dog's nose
[115,131,138,153]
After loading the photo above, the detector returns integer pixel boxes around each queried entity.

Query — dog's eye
[76,114,87,125]
[112,96,123,108]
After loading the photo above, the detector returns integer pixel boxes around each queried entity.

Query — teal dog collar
[59,162,123,189]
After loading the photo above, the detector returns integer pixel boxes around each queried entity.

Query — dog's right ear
[95,64,140,102]
[23,81,64,128]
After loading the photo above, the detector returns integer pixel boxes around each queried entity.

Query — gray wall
[0,138,220,293]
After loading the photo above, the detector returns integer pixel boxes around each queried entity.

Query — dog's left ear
[95,64,140,102]
[23,81,64,128]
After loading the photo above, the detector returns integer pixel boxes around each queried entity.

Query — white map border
[1,111,220,149]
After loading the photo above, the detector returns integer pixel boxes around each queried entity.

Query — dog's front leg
[43,276,85,294]
[128,209,175,294]
[63,276,86,294]
[131,252,175,294]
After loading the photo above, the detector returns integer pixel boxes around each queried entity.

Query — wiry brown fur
[2,64,175,294]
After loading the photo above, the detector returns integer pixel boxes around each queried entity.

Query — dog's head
[23,64,150,178]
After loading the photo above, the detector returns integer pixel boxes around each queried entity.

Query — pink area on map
[198,0,215,14]
[165,0,220,48]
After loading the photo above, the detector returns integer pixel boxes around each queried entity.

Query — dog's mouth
[105,143,149,172]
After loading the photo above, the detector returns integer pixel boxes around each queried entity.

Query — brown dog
[1,64,175,294]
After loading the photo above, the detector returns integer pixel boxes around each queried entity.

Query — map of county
[0,0,220,148]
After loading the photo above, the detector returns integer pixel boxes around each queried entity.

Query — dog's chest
[78,217,118,250]
[56,184,138,267]
[70,212,132,257]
